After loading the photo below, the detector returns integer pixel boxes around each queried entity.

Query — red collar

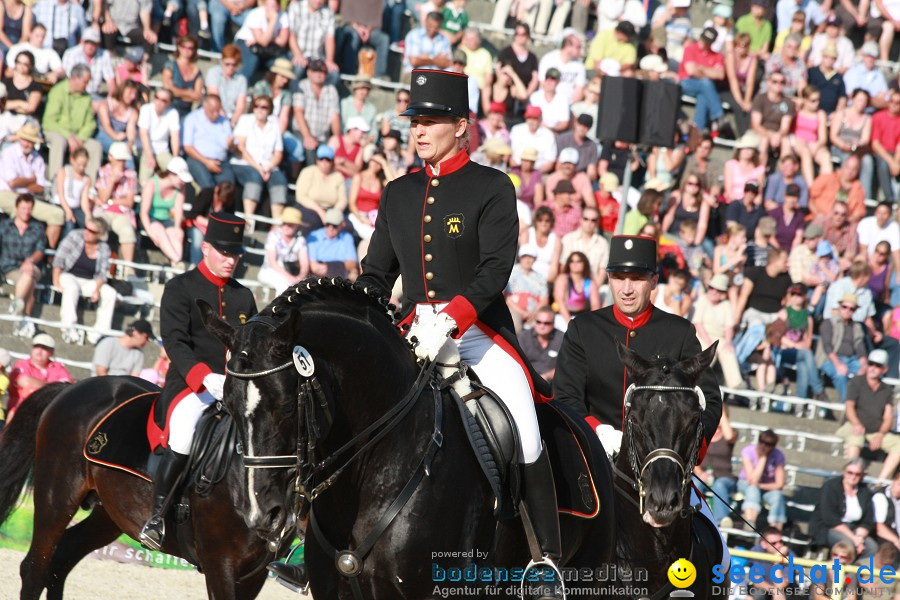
[613,304,653,330]
[425,150,469,177]
[198,260,228,287]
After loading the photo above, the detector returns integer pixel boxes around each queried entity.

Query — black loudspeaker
[597,76,642,144]
[639,80,681,148]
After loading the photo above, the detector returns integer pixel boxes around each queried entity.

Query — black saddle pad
[83,390,160,482]
[536,401,601,519]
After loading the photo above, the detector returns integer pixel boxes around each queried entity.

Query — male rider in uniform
[139,212,257,551]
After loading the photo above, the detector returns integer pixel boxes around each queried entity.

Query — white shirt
[856,216,900,254]
[537,50,586,103]
[234,7,289,44]
[509,123,557,172]
[873,491,900,534]
[807,33,855,72]
[6,42,62,75]
[528,89,571,130]
[137,104,179,155]
[231,114,283,166]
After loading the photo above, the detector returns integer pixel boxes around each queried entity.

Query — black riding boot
[139,449,188,551]
[268,560,309,591]
[520,447,565,600]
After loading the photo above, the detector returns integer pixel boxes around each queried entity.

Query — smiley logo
[667,558,696,589]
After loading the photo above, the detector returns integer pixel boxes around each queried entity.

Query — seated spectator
[788,221,824,289]
[232,94,287,225]
[92,318,153,376]
[844,42,889,111]
[184,94,235,211]
[725,182,765,239]
[735,247,792,331]
[808,541,860,599]
[287,0,338,79]
[0,348,10,430]
[585,20,636,74]
[340,79,376,137]
[693,275,742,388]
[295,144,346,234]
[207,0,251,53]
[61,28,113,101]
[137,88,180,182]
[536,29,586,104]
[763,33,806,98]
[723,34,759,137]
[751,70,795,167]
[307,208,358,280]
[822,260,875,323]
[810,458,878,560]
[873,473,900,551]
[662,173,714,251]
[598,139,639,186]
[506,244,548,332]
[470,137,511,172]
[459,28,491,90]
[747,526,801,596]
[5,24,63,83]
[291,58,340,167]
[52,217,116,346]
[778,282,826,399]
[860,544,900,597]
[783,86,830,186]
[837,349,900,481]
[858,202,900,267]
[829,90,873,200]
[653,268,692,317]
[806,43,846,117]
[490,22,536,119]
[520,206,561,284]
[646,134,685,190]
[517,306,563,382]
[871,90,900,204]
[402,11,452,79]
[650,0,693,68]
[96,0,157,52]
[712,223,748,304]
[233,0,289,82]
[509,105,557,174]
[544,148,593,209]
[42,64,100,179]
[553,251,600,328]
[763,154,808,211]
[817,292,869,402]
[547,179,580,238]
[95,80,139,163]
[139,157,190,269]
[679,27,725,132]
[814,201,859,272]
[808,15,854,73]
[738,429,787,530]
[6,333,72,421]
[769,183,805,251]
[528,67,570,134]
[559,206,608,283]
[0,193,44,337]
[622,189,662,237]
[91,142,137,267]
[205,44,248,128]
[331,116,367,181]
[348,148,393,241]
[510,147,544,209]
[162,35,203,120]
[809,154,865,223]
[52,146,91,238]
[257,206,308,293]
[139,346,169,386]
[680,134,723,194]
[115,46,147,89]
[0,123,64,247]
[745,215,778,267]
[0,0,33,54]
[723,132,766,204]
[2,49,42,118]
[32,0,85,55]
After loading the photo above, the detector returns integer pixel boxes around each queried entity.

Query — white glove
[595,424,623,461]
[202,373,226,400]
[408,312,457,361]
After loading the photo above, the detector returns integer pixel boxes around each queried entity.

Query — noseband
[616,384,705,517]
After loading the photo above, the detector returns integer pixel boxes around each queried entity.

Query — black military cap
[205,212,246,254]
[401,69,470,118]
[606,235,657,274]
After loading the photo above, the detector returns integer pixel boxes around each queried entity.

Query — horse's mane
[257,276,397,325]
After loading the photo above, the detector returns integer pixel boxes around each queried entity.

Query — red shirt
[678,41,724,81]
[872,109,900,153]
[7,357,73,418]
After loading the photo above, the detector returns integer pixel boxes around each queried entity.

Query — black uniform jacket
[357,150,551,400]
[553,304,722,446]
[149,261,257,450]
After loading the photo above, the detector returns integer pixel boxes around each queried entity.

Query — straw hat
[16,122,43,143]
[269,58,296,80]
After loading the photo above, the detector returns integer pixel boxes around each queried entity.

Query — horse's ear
[616,340,654,379]
[273,308,303,347]
[197,299,236,347]
[677,341,719,383]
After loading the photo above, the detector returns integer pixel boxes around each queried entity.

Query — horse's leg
[45,505,122,600]
[233,571,268,600]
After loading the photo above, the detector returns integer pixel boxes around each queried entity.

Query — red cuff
[442,295,477,338]
[585,416,602,431]
[186,362,213,393]
[698,438,708,464]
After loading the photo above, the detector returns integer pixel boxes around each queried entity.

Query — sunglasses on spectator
[844,470,863,477]
[535,320,554,325]
[759,439,776,447]
[223,61,238,67]
[840,304,856,310]
[253,104,271,110]
[582,217,598,222]
[770,78,786,84]
[833,210,848,216]
[85,227,100,234]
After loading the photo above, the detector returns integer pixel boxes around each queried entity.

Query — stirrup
[138,516,165,551]
[520,557,566,600]
[267,562,309,594]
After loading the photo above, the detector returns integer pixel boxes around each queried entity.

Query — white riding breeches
[168,390,217,455]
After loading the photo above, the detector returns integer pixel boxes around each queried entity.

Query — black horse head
[199,279,415,544]
[616,340,717,528]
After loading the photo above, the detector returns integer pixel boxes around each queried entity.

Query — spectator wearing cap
[330,116,368,181]
[545,147,594,209]
[871,90,900,203]
[137,88,180,183]
[836,351,899,468]
[307,207,358,279]
[295,145,347,234]
[807,15,854,73]
[585,20,637,74]
[43,64,101,179]
[205,45,248,128]
[844,43,890,110]
[31,0,85,53]
[536,29,586,104]
[571,76,600,142]
[735,0,773,59]
[231,0,289,82]
[723,33,758,134]
[7,333,72,422]
[478,101,510,146]
[92,141,138,268]
[287,0,338,78]
[818,290,870,402]
[764,153,808,210]
[693,274,743,388]
[518,306,563,382]
[547,178,581,238]
[555,114,598,181]
[679,27,725,132]
[768,182,805,251]
[559,205,608,284]
[510,147,544,208]
[527,67,570,133]
[340,79,376,137]
[725,180,765,240]
[402,11,452,78]
[92,319,153,377]
[650,0,693,67]
[257,206,309,292]
[723,131,766,204]
[52,216,116,346]
[704,3,732,54]
[788,222,829,301]
[61,28,114,101]
[509,105,557,173]
[291,57,341,167]
[809,154,865,222]
[115,46,147,89]
[505,243,549,332]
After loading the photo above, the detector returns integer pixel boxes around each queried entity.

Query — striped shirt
[402,26,451,74]
[31,0,86,49]
[61,45,114,96]
[288,0,335,61]
[0,217,46,276]
[292,79,338,142]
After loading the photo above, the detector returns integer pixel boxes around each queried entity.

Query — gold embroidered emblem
[87,432,108,455]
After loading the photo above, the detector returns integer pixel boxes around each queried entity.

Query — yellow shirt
[462,47,493,90]
[585,29,637,71]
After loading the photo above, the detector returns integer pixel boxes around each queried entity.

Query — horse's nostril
[668,491,680,511]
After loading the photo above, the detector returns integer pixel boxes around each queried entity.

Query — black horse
[200,278,616,599]
[0,376,280,600]
[612,341,727,599]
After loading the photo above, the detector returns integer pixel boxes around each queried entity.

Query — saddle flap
[466,383,520,483]
[84,390,160,481]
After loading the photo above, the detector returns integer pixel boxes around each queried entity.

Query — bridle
[614,383,705,517]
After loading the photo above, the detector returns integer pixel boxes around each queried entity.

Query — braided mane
[256,277,397,323]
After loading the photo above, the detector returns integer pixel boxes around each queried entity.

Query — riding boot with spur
[520,446,565,600]
[267,560,309,591]
[139,449,188,551]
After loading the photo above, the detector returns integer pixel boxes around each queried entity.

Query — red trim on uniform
[198,260,228,288]
[613,304,653,329]
[585,415,602,431]
[147,387,192,451]
[475,321,552,403]
[425,150,470,178]
[421,176,432,300]
[442,295,477,337]
[186,362,213,393]
[209,213,244,225]
[411,68,468,78]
